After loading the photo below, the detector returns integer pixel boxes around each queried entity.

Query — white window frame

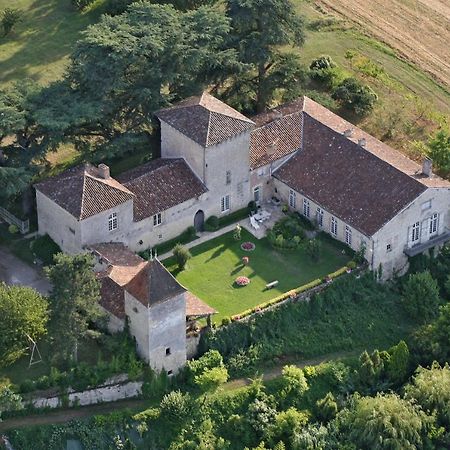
[345,225,352,245]
[429,213,438,237]
[289,190,296,208]
[330,217,338,236]
[386,243,392,253]
[316,207,324,227]
[226,170,231,185]
[411,221,420,243]
[221,195,231,213]
[153,213,162,227]
[303,198,310,218]
[108,212,118,232]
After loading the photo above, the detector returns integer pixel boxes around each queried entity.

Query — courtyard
[164,228,351,324]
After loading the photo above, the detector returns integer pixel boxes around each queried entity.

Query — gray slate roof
[156,92,255,147]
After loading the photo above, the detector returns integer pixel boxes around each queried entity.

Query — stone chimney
[422,158,433,177]
[343,129,353,137]
[97,163,110,179]
[358,138,366,147]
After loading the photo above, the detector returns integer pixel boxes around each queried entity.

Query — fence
[0,206,29,234]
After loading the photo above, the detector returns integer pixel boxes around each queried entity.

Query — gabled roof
[274,114,428,236]
[186,292,216,318]
[302,97,450,189]
[35,164,134,220]
[156,92,254,147]
[249,98,304,169]
[117,158,207,220]
[126,259,186,307]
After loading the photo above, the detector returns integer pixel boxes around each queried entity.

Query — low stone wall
[27,375,142,409]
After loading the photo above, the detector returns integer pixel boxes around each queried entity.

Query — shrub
[248,200,257,212]
[204,215,219,231]
[172,243,191,270]
[194,366,229,392]
[186,226,196,238]
[235,276,250,286]
[71,0,96,10]
[386,340,410,385]
[159,390,192,423]
[332,77,378,115]
[402,271,441,322]
[31,234,61,265]
[1,8,23,36]
[316,392,338,422]
[8,224,19,234]
[279,365,308,408]
[305,239,322,261]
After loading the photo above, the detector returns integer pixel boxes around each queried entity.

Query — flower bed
[235,276,250,286]
[241,241,255,251]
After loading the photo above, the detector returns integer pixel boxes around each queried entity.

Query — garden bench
[265,280,279,289]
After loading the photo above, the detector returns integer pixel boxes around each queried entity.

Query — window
[153,213,162,227]
[421,200,432,211]
[345,226,352,245]
[108,212,118,232]
[303,199,310,218]
[386,243,392,253]
[226,170,231,185]
[330,217,338,236]
[167,370,173,376]
[221,195,231,213]
[165,347,171,356]
[316,207,324,227]
[253,186,261,204]
[411,221,420,243]
[429,213,438,236]
[289,190,296,208]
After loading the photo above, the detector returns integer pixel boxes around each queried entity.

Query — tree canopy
[0,283,49,367]
[45,253,102,363]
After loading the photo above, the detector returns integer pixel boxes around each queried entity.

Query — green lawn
[164,229,350,324]
[0,0,108,87]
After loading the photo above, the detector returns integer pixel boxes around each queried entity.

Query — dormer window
[108,212,118,232]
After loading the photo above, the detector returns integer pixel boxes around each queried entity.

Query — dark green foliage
[332,77,378,115]
[160,390,193,424]
[267,215,305,249]
[225,0,306,112]
[315,392,338,422]
[30,234,61,266]
[1,8,23,36]
[173,243,192,270]
[386,340,410,385]
[278,365,308,409]
[402,270,441,322]
[305,239,322,261]
[201,274,415,376]
[71,0,96,10]
[205,215,220,231]
[356,349,389,393]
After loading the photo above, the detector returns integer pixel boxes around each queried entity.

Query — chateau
[35,93,450,372]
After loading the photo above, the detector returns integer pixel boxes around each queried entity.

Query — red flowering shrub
[241,242,255,251]
[235,276,250,286]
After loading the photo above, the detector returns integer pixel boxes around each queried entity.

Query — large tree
[45,253,102,363]
[39,3,236,160]
[225,0,306,112]
[0,283,49,366]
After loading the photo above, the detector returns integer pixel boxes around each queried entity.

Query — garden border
[230,265,361,322]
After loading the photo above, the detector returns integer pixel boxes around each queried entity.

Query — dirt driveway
[0,246,51,295]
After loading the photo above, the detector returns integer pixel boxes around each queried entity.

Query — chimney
[343,129,353,137]
[358,138,366,147]
[97,163,110,179]
[422,158,433,177]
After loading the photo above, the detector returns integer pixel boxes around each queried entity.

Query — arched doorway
[194,210,205,232]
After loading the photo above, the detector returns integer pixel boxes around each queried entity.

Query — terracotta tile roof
[126,259,186,307]
[186,292,216,317]
[249,99,304,169]
[156,92,254,147]
[98,274,126,319]
[117,158,207,221]
[302,97,450,188]
[274,114,428,236]
[35,164,134,220]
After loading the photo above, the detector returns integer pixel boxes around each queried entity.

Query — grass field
[164,229,349,324]
[0,0,107,87]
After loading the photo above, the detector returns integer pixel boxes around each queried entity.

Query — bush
[204,215,219,231]
[1,8,23,36]
[172,243,192,270]
[71,0,96,10]
[305,239,322,261]
[106,0,135,15]
[31,234,61,265]
[402,271,441,322]
[316,392,338,422]
[8,224,19,234]
[332,77,378,115]
[160,390,192,423]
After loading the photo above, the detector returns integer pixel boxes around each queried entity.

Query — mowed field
[316,0,450,90]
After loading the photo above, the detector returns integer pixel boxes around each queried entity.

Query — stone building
[36,92,450,279]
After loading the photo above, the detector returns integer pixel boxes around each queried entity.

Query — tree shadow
[205,244,226,262]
